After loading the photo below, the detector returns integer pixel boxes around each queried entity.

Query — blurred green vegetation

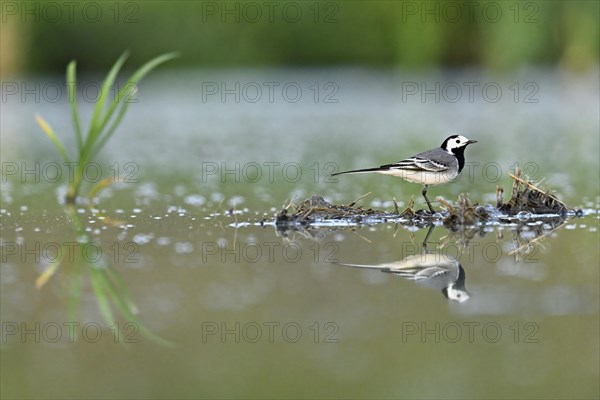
[2,0,598,74]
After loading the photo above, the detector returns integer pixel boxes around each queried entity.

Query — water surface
[1,68,599,399]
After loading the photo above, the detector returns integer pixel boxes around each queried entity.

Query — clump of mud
[275,170,575,228]
[275,195,400,225]
[439,193,490,227]
[497,172,569,216]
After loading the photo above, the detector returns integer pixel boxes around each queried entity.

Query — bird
[332,135,477,213]
[337,253,470,302]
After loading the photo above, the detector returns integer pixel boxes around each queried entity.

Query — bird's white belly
[377,169,458,185]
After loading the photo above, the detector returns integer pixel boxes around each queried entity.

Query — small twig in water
[347,192,372,208]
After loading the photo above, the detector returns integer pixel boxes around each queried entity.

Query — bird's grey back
[409,147,458,169]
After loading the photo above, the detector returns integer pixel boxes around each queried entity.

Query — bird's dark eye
[457,294,461,298]
[455,139,460,144]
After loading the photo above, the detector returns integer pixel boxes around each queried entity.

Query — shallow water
[1,68,599,399]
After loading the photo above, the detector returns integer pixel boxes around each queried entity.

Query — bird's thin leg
[422,224,435,252]
[421,185,435,213]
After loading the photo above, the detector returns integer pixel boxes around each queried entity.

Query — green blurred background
[1,0,598,75]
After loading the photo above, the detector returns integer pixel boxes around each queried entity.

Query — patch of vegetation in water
[275,170,579,229]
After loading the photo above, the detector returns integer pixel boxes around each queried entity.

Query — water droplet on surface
[184,194,206,206]
[157,237,171,246]
[174,242,193,253]
[133,233,153,245]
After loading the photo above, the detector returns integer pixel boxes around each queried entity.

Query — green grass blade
[83,51,129,157]
[36,115,70,163]
[89,265,116,325]
[115,52,179,106]
[91,101,130,156]
[66,61,83,152]
[93,52,178,154]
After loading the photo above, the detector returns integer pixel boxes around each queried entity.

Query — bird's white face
[443,135,475,153]
[447,287,470,303]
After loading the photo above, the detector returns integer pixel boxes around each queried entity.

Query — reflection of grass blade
[106,264,138,314]
[35,259,62,289]
[67,205,171,345]
[127,316,174,347]
[67,259,84,337]
[66,61,83,152]
[73,249,173,346]
[89,263,116,325]
[36,115,70,163]
[100,265,173,347]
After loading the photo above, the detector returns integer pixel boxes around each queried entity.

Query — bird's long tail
[331,166,385,176]
[336,262,397,273]
[337,262,381,269]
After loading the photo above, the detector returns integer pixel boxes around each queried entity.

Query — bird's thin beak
[467,139,478,144]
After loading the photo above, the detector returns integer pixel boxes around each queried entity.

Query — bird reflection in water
[337,225,470,303]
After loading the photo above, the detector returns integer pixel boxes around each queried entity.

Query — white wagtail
[332,135,477,213]
[338,253,470,302]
